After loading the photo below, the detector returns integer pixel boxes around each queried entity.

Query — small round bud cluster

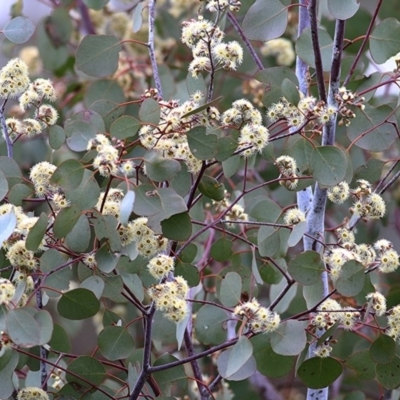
[29,161,58,198]
[88,134,119,178]
[35,104,58,127]
[366,292,387,317]
[0,58,30,98]
[260,38,295,66]
[0,279,16,305]
[48,368,64,390]
[17,387,49,400]
[275,155,299,190]
[213,193,248,225]
[234,298,280,334]
[386,305,400,342]
[283,207,305,225]
[147,254,175,279]
[314,343,333,358]
[148,276,190,322]
[335,86,365,126]
[327,181,350,204]
[205,0,242,13]
[374,240,399,273]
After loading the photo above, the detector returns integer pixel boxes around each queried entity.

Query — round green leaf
[49,125,66,150]
[296,28,333,71]
[57,288,100,320]
[50,159,84,191]
[256,67,298,89]
[66,355,106,386]
[270,321,307,356]
[98,326,134,361]
[287,221,308,248]
[0,349,19,399]
[251,335,295,378]
[258,226,280,257]
[242,0,288,42]
[0,156,22,187]
[370,18,400,64]
[328,0,360,20]
[0,170,8,202]
[110,115,140,140]
[376,355,400,389]
[281,78,300,105]
[288,250,325,286]
[354,158,385,184]
[76,35,121,77]
[53,205,81,239]
[346,350,375,380]
[26,212,48,252]
[8,183,32,206]
[370,335,396,364]
[219,271,242,307]
[174,262,200,287]
[67,170,100,211]
[90,99,124,130]
[161,212,192,241]
[144,152,181,182]
[83,0,109,10]
[335,260,365,297]
[347,105,397,152]
[217,349,257,380]
[3,16,35,44]
[139,98,160,125]
[198,175,225,201]
[187,126,218,160]
[85,79,125,107]
[210,237,233,262]
[194,304,228,345]
[343,391,366,400]
[119,190,135,226]
[6,308,53,347]
[49,323,71,353]
[80,276,105,300]
[310,146,347,187]
[297,357,343,389]
[225,336,253,377]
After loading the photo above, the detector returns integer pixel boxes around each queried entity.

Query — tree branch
[0,102,12,158]
[147,0,163,98]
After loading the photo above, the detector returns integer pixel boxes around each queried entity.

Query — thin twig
[35,277,48,390]
[78,0,96,34]
[343,0,383,86]
[147,0,163,98]
[227,12,264,71]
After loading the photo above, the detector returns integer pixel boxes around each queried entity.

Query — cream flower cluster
[325,229,399,280]
[366,292,387,317]
[147,254,175,279]
[148,276,190,322]
[312,299,360,331]
[182,16,243,77]
[221,99,269,157]
[350,179,385,219]
[213,192,248,225]
[95,189,168,256]
[17,388,49,400]
[139,93,219,173]
[275,155,299,190]
[88,134,120,178]
[205,0,241,12]
[327,181,350,204]
[0,59,57,141]
[234,298,280,334]
[284,207,306,225]
[0,203,51,271]
[335,86,365,127]
[266,95,337,129]
[386,305,400,342]
[260,38,295,66]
